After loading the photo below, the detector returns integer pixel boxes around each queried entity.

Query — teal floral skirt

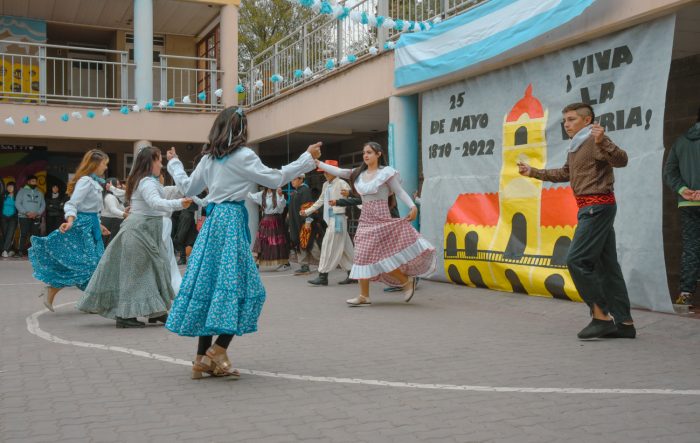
[29,212,103,291]
[166,201,266,337]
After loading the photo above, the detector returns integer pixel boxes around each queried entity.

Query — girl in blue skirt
[30,150,111,311]
[165,106,322,379]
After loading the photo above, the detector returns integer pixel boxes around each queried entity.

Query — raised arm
[529,160,571,183]
[139,179,185,212]
[316,161,352,179]
[247,190,263,206]
[239,148,317,189]
[167,156,207,197]
[595,136,628,168]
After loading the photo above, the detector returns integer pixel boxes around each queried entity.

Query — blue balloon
[22,116,30,124]
[120,106,129,115]
[60,113,69,122]
[86,111,96,119]
[144,103,153,111]
[168,98,176,107]
[198,91,207,101]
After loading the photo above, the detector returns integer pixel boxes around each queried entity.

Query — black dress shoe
[577,319,617,340]
[337,272,357,285]
[294,265,311,275]
[308,273,328,286]
[602,323,636,339]
[148,314,168,324]
[116,317,146,328]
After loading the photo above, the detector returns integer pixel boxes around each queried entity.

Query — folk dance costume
[288,182,321,274]
[303,173,355,286]
[526,129,633,339]
[165,148,316,339]
[248,189,289,267]
[316,162,436,295]
[29,175,105,292]
[76,177,185,326]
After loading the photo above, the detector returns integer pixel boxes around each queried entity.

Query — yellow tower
[486,85,548,289]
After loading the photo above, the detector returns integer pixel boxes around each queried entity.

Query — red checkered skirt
[253,214,289,266]
[351,200,436,286]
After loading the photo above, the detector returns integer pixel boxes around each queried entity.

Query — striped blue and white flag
[394,0,597,88]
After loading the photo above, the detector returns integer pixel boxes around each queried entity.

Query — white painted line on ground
[0,282,43,286]
[26,303,700,396]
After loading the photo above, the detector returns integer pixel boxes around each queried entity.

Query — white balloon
[350,11,362,23]
[102,108,111,116]
[383,18,395,29]
[4,117,15,126]
[340,56,349,66]
[132,105,140,112]
[254,80,264,89]
[38,115,47,123]
[303,67,313,77]
[368,15,377,27]
[369,47,378,56]
[158,100,168,109]
[182,95,191,104]
[71,112,82,119]
[214,88,223,97]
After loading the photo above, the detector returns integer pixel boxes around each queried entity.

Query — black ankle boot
[148,313,168,324]
[338,272,357,285]
[116,317,146,328]
[308,273,328,286]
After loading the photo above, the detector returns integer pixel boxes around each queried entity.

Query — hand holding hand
[329,200,336,206]
[517,161,532,177]
[306,142,322,159]
[340,189,349,198]
[100,224,111,236]
[591,123,605,144]
[181,198,193,209]
[405,206,418,222]
[167,147,178,161]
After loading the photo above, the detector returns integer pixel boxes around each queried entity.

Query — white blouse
[64,176,104,218]
[167,147,316,203]
[248,190,286,215]
[129,177,184,217]
[102,193,126,219]
[316,163,416,208]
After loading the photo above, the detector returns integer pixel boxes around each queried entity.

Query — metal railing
[0,40,134,106]
[0,40,223,111]
[242,0,487,108]
[155,54,223,112]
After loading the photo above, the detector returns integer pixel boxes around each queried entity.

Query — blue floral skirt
[29,212,104,291]
[166,202,266,337]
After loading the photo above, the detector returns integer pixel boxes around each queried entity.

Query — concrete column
[220,4,240,108]
[134,0,153,107]
[388,95,419,223]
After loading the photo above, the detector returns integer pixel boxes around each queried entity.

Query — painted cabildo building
[444,85,579,301]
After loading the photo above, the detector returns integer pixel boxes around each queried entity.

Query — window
[196,26,221,100]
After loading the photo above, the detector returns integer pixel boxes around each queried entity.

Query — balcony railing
[241,0,487,108]
[0,40,223,112]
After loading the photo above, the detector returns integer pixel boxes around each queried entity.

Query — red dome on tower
[506,84,544,122]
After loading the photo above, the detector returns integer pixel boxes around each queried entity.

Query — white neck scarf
[568,125,592,153]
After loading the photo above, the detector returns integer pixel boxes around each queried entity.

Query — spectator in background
[45,184,66,234]
[15,175,45,257]
[101,178,128,247]
[1,181,18,257]
[664,107,700,310]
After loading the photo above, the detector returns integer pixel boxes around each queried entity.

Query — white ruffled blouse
[316,163,416,208]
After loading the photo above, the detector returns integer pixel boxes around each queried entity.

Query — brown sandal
[205,346,241,379]
[191,355,237,379]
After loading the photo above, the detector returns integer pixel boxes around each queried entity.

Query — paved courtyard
[1,258,698,443]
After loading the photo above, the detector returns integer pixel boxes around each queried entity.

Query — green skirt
[77,214,174,320]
